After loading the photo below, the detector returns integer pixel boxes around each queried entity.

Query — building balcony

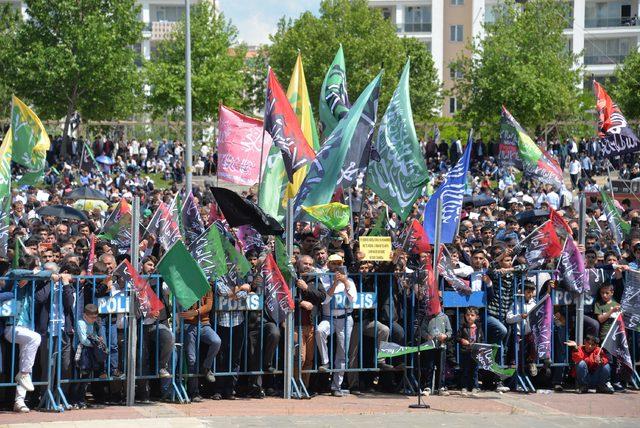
[396,22,432,33]
[585,17,638,28]
[151,21,178,41]
[584,54,629,65]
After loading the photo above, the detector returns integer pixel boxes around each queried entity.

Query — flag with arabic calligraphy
[217,105,272,186]
[319,45,350,140]
[11,95,51,185]
[593,81,639,157]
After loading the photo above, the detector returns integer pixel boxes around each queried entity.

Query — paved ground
[1,391,638,427]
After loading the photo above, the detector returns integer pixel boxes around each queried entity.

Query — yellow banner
[359,236,392,261]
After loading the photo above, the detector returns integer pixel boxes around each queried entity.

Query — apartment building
[1,0,218,62]
[369,0,640,116]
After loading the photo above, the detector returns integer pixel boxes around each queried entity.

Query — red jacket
[571,346,609,373]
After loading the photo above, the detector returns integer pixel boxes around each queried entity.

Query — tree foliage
[145,2,247,121]
[0,4,20,121]
[267,0,441,124]
[452,0,583,132]
[7,0,143,134]
[610,51,640,120]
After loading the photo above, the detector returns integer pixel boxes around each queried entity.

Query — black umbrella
[516,209,549,226]
[67,186,108,201]
[37,205,89,222]
[211,187,284,236]
[463,194,497,208]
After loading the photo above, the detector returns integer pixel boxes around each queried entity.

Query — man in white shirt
[315,254,357,397]
[569,158,581,189]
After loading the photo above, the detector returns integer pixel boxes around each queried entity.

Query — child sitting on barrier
[71,304,108,409]
[457,306,483,396]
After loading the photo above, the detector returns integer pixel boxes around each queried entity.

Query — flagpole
[576,194,586,346]
[184,0,193,195]
[283,199,294,399]
[126,196,140,406]
[258,66,271,204]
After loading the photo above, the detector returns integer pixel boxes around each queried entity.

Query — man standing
[315,254,357,397]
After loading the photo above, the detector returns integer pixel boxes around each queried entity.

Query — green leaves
[267,0,441,124]
[452,0,583,132]
[611,51,640,120]
[144,3,247,121]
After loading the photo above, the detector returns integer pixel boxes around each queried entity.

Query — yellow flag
[285,53,319,200]
[11,95,50,185]
[0,129,12,196]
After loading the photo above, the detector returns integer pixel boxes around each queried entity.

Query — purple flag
[602,313,633,374]
[146,202,181,251]
[621,269,640,331]
[558,237,588,294]
[528,294,552,360]
[236,225,265,253]
[437,249,472,295]
[181,192,205,246]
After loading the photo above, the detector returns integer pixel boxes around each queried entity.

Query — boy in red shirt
[565,335,614,394]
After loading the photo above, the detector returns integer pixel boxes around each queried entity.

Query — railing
[585,17,638,28]
[396,22,432,33]
[0,270,637,409]
[584,54,630,65]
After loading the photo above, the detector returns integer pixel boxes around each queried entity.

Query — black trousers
[248,321,281,390]
[216,323,245,396]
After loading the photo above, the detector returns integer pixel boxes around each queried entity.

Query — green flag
[188,224,228,280]
[221,234,251,277]
[11,95,50,186]
[368,208,388,236]
[157,240,211,309]
[600,189,630,242]
[377,341,435,359]
[367,60,428,221]
[258,145,287,224]
[302,202,350,231]
[12,238,20,269]
[319,45,350,140]
[275,237,296,284]
[294,73,382,217]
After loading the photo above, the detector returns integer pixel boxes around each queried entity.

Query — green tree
[145,3,247,121]
[242,44,270,114]
[8,0,143,151]
[452,0,583,132]
[0,4,20,121]
[610,51,640,120]
[267,0,441,123]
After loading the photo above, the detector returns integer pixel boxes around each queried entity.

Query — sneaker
[331,390,344,397]
[613,382,626,392]
[461,388,469,396]
[112,369,126,380]
[266,366,277,374]
[575,386,587,394]
[421,387,431,396]
[528,363,538,377]
[15,373,34,392]
[13,402,29,413]
[205,370,216,383]
[471,388,481,397]
[191,395,203,403]
[438,387,450,396]
[159,369,172,378]
[496,383,510,393]
[249,388,265,399]
[317,364,329,373]
[553,384,563,392]
[599,382,615,394]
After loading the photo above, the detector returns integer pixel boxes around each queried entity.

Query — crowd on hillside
[0,130,639,413]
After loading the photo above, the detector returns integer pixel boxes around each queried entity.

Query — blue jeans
[185,323,221,396]
[575,361,610,388]
[460,352,479,390]
[99,322,118,373]
[486,315,508,345]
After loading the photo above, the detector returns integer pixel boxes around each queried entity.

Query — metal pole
[126,196,140,406]
[433,196,443,279]
[283,199,294,399]
[184,0,193,195]
[576,194,586,345]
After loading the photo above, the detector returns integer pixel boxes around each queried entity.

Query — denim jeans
[99,322,119,373]
[460,352,479,390]
[575,361,610,388]
[486,315,508,346]
[185,323,221,396]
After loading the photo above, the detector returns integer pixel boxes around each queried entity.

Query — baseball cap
[328,254,344,263]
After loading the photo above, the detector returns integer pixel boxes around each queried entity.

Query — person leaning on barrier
[179,287,219,402]
[315,253,356,397]
[294,255,326,391]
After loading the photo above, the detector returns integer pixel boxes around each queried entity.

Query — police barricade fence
[1,270,638,408]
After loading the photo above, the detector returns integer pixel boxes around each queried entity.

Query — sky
[218,0,320,46]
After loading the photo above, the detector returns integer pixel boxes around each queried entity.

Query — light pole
[185,0,193,195]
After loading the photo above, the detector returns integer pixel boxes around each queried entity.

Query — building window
[451,0,464,5]
[449,65,463,79]
[155,5,185,22]
[404,6,432,32]
[449,97,460,114]
[585,1,634,27]
[584,37,635,64]
[450,25,464,42]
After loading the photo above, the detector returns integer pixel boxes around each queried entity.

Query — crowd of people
[0,131,639,413]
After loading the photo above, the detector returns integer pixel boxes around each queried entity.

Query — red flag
[407,219,431,254]
[208,202,223,226]
[265,68,315,182]
[260,253,294,324]
[593,81,640,157]
[541,221,563,258]
[594,81,620,138]
[123,260,164,316]
[549,206,572,235]
[331,186,344,203]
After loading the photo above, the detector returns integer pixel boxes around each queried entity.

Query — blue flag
[423,134,472,244]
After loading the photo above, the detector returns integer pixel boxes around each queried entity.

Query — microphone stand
[409,313,430,409]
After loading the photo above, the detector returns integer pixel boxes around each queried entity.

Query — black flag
[210,187,284,236]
